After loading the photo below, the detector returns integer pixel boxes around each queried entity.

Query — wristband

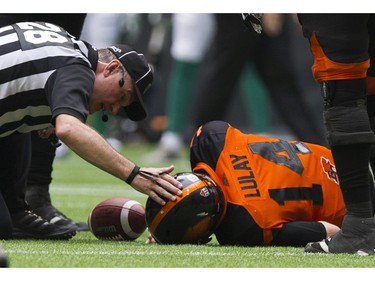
[125,165,140,185]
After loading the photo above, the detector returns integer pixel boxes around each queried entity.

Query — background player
[297,14,375,255]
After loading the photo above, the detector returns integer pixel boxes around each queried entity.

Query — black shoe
[11,210,76,240]
[305,215,375,255]
[0,245,8,268]
[32,205,88,232]
[26,185,89,231]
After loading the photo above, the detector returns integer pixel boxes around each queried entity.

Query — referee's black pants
[0,132,56,238]
[0,133,31,238]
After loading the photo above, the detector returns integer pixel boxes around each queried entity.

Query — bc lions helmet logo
[200,187,210,197]
[321,157,339,184]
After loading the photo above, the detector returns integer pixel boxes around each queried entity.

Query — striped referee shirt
[0,21,98,138]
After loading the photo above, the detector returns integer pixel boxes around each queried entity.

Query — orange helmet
[146,172,226,244]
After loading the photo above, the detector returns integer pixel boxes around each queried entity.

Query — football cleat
[32,205,88,231]
[305,238,331,254]
[26,184,88,232]
[305,215,375,255]
[11,210,76,240]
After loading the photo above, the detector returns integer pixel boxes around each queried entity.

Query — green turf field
[1,142,375,274]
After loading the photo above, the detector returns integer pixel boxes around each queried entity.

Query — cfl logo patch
[200,187,210,197]
[321,157,339,184]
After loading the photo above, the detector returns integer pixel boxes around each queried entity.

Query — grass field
[1,141,375,279]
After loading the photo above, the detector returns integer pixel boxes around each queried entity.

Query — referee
[0,13,89,233]
[0,21,182,240]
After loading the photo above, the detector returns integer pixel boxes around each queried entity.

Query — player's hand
[131,165,182,205]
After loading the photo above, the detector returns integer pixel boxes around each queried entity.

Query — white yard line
[5,248,301,257]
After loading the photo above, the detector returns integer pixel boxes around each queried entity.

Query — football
[88,197,147,241]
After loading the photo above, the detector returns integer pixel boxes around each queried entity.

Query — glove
[242,13,264,34]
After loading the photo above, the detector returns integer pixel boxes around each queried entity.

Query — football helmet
[145,172,226,244]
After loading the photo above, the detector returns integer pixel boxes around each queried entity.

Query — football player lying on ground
[146,120,375,247]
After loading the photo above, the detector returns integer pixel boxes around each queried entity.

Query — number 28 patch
[14,22,73,51]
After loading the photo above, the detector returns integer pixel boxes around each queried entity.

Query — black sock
[331,144,373,218]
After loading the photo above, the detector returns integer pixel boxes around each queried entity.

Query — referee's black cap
[108,45,153,121]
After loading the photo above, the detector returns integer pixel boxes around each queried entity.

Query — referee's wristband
[125,165,140,185]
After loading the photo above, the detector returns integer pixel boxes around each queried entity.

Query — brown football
[88,197,147,240]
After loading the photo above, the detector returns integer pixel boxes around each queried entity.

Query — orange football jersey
[190,121,346,245]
